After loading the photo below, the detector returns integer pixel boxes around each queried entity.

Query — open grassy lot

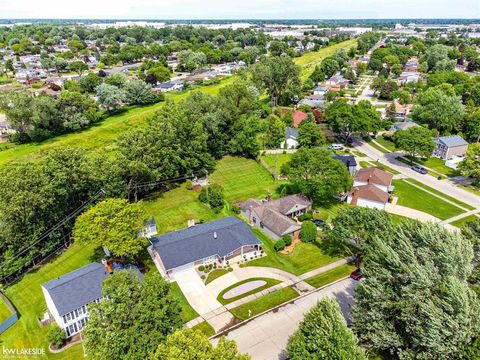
[314,200,351,222]
[393,179,465,220]
[169,282,199,323]
[205,269,229,285]
[0,296,12,323]
[217,277,281,305]
[259,153,292,177]
[191,321,215,337]
[229,287,299,320]
[450,215,480,228]
[304,264,356,288]
[246,228,341,275]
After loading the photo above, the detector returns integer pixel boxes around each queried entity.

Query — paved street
[353,139,480,209]
[211,278,357,360]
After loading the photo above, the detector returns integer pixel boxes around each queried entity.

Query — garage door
[170,262,195,275]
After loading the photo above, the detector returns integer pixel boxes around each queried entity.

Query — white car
[328,143,344,150]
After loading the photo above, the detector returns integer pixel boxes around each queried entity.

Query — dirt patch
[281,237,300,255]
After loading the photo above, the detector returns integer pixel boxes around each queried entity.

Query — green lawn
[260,153,292,177]
[191,321,215,338]
[388,213,409,224]
[393,179,465,220]
[304,264,356,288]
[413,156,460,178]
[169,282,199,323]
[216,277,281,305]
[405,178,475,210]
[375,135,396,152]
[205,269,229,285]
[450,215,480,228]
[1,241,98,359]
[246,228,341,275]
[368,140,389,154]
[0,296,12,323]
[359,161,370,168]
[229,287,299,320]
[313,200,351,222]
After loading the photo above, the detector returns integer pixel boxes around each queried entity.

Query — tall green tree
[459,143,480,181]
[287,298,365,360]
[392,126,435,159]
[264,114,285,149]
[353,221,480,360]
[298,120,326,148]
[84,271,182,360]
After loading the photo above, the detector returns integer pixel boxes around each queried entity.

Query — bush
[282,235,293,246]
[198,265,205,272]
[274,239,286,251]
[227,267,233,272]
[199,184,224,211]
[185,179,193,190]
[47,324,66,348]
[231,204,241,214]
[300,221,317,243]
[298,212,313,222]
[201,275,205,280]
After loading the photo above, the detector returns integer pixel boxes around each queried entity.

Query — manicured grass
[359,161,370,168]
[375,135,396,152]
[0,296,12,323]
[216,277,281,305]
[414,156,460,178]
[260,153,292,176]
[246,228,341,276]
[205,268,229,285]
[367,140,389,154]
[229,287,299,320]
[169,282,199,323]
[460,185,480,198]
[1,241,98,359]
[392,179,465,220]
[192,320,216,337]
[450,215,480,228]
[388,213,409,224]
[314,200,351,222]
[351,150,366,157]
[304,264,356,288]
[405,178,475,210]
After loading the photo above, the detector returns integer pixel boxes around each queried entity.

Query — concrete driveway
[211,278,357,360]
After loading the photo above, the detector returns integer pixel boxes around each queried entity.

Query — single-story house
[239,194,312,240]
[293,111,308,128]
[390,121,420,132]
[280,127,299,149]
[433,135,469,160]
[333,154,357,176]
[148,216,261,277]
[354,167,394,193]
[347,184,389,210]
[41,262,142,338]
[313,86,329,96]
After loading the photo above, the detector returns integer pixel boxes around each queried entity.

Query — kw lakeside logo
[1,346,46,358]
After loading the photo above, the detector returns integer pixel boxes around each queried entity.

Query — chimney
[213,232,217,239]
[351,187,360,206]
[267,193,272,202]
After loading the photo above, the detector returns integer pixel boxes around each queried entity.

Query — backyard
[0,296,12,323]
[259,153,292,177]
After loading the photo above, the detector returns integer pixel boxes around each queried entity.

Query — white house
[347,185,390,210]
[280,127,299,149]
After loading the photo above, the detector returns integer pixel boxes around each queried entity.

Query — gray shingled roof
[332,154,357,168]
[435,135,468,148]
[42,263,109,316]
[286,127,298,140]
[149,217,261,271]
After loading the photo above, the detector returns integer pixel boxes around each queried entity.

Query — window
[74,309,78,318]
[63,315,67,323]
[73,323,78,332]
[82,305,86,313]
[66,313,71,322]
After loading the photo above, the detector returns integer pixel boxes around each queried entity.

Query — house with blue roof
[433,135,469,160]
[148,216,262,277]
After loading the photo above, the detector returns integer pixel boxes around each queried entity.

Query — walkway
[440,210,480,225]
[211,278,357,360]
[385,204,458,232]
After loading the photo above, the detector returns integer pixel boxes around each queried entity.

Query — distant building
[433,135,469,160]
[280,127,299,149]
[332,154,357,176]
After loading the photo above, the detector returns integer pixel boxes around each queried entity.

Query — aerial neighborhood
[0,11,480,360]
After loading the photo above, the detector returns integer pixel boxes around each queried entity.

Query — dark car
[411,165,428,174]
[312,219,326,228]
[350,268,365,281]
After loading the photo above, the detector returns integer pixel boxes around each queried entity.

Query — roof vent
[213,232,217,239]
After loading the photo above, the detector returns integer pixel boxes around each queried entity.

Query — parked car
[411,165,428,174]
[328,143,344,150]
[350,268,365,281]
[312,219,326,228]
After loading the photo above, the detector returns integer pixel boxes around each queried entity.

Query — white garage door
[170,262,195,275]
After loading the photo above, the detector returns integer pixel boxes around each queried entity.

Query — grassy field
[450,215,480,228]
[191,321,215,338]
[375,135,396,152]
[169,282,199,323]
[304,264,356,288]
[368,139,389,154]
[0,296,12,323]
[205,269,229,285]
[260,153,293,176]
[229,287,299,320]
[393,179,465,220]
[217,278,281,305]
[295,39,358,79]
[246,228,341,275]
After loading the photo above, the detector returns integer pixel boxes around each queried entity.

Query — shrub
[298,212,313,222]
[198,265,205,272]
[231,204,241,214]
[185,179,193,190]
[300,221,317,243]
[227,267,233,272]
[201,275,206,280]
[199,184,224,211]
[274,239,286,251]
[47,324,66,348]
[282,235,293,246]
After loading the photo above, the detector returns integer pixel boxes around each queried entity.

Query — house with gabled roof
[433,135,469,160]
[347,167,393,210]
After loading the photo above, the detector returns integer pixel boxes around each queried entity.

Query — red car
[350,269,365,281]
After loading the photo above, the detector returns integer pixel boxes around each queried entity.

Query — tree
[105,72,128,88]
[309,65,325,83]
[47,324,66,348]
[84,271,182,360]
[392,126,435,160]
[152,328,249,360]
[425,44,456,72]
[96,83,125,112]
[300,221,317,243]
[287,298,365,360]
[264,114,285,149]
[69,60,88,76]
[250,56,300,106]
[298,120,326,148]
[385,102,396,121]
[73,198,149,258]
[124,79,160,105]
[282,148,352,202]
[78,72,102,93]
[198,184,224,212]
[465,108,480,142]
[459,143,480,181]
[353,221,480,359]
[413,87,465,134]
[327,207,393,267]
[146,64,171,83]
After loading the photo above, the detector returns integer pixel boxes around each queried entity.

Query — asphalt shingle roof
[149,217,261,271]
[435,135,468,148]
[333,154,357,168]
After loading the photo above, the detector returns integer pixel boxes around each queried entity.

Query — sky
[0,0,479,20]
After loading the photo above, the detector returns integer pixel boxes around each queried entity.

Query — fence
[0,292,18,334]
